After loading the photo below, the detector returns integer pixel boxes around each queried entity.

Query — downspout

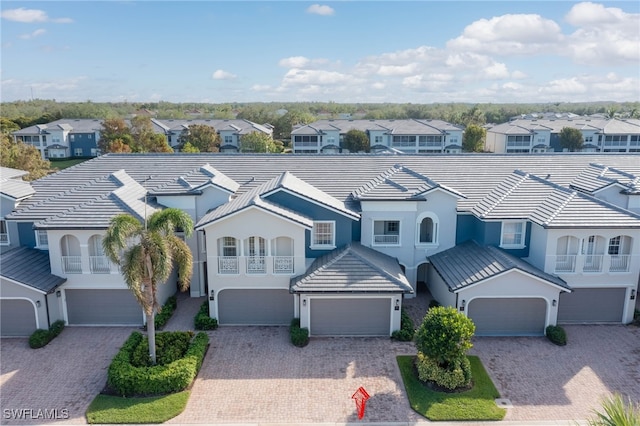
[45,293,51,328]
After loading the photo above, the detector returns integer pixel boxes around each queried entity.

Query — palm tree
[103,208,194,364]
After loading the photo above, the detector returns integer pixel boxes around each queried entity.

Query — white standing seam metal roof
[5,153,640,232]
[428,240,570,292]
[290,243,413,293]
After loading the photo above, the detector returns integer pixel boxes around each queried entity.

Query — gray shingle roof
[290,243,413,293]
[428,240,569,292]
[0,247,66,293]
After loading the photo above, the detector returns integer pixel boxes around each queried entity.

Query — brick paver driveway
[0,327,134,424]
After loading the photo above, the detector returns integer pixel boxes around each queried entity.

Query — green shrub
[415,352,472,390]
[131,331,194,367]
[153,295,177,330]
[428,299,441,308]
[29,320,66,349]
[415,306,475,365]
[290,318,309,347]
[194,301,218,330]
[392,309,415,341]
[633,309,640,326]
[545,325,567,346]
[586,393,640,426]
[107,331,209,397]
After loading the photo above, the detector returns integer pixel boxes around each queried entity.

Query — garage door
[218,289,293,325]
[1,299,37,336]
[558,288,626,323]
[468,298,546,336]
[310,298,390,336]
[66,289,142,325]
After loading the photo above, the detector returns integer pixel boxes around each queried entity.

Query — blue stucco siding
[549,133,562,152]
[264,190,358,258]
[17,222,36,248]
[456,214,530,257]
[70,133,98,157]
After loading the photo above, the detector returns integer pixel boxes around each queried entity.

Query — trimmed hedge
[290,318,309,347]
[153,295,177,330]
[194,301,218,330]
[416,352,472,390]
[29,320,66,349]
[391,309,415,341]
[107,331,209,397]
[131,331,193,367]
[545,325,567,346]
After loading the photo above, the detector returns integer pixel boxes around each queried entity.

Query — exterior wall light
[56,290,61,298]
[459,299,466,311]
[395,299,400,311]
[552,299,557,307]
[36,300,41,308]
[209,290,215,301]
[631,290,636,300]
[303,299,307,307]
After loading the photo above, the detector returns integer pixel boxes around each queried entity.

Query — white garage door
[558,288,626,323]
[1,299,37,336]
[468,298,547,336]
[310,298,391,336]
[66,289,142,325]
[218,289,293,325]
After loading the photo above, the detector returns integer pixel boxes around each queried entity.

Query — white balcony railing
[90,256,117,274]
[583,255,603,273]
[246,256,266,274]
[218,256,239,274]
[273,256,294,274]
[609,255,630,272]
[555,255,576,273]
[61,256,82,274]
[374,234,399,245]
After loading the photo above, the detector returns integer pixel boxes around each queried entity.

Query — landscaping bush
[29,320,66,349]
[545,325,567,346]
[391,309,415,341]
[131,331,194,367]
[415,306,475,365]
[632,309,640,326]
[107,331,209,397]
[290,318,309,347]
[194,301,218,330]
[153,295,177,330]
[415,352,472,390]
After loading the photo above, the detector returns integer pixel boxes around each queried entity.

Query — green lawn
[397,355,506,421]
[49,158,89,170]
[85,391,190,424]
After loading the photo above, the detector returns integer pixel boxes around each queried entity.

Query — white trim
[0,297,41,330]
[310,220,336,249]
[34,229,49,249]
[196,204,312,231]
[415,212,439,245]
[452,268,571,294]
[372,219,401,247]
[262,187,360,220]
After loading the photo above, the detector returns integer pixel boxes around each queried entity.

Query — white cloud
[1,8,73,23]
[212,69,237,80]
[377,63,418,76]
[19,29,46,39]
[371,82,385,90]
[483,62,509,79]
[447,13,563,55]
[511,70,527,79]
[251,84,272,91]
[278,56,330,69]
[306,4,335,16]
[282,69,355,87]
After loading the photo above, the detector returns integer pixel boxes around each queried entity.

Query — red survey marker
[351,386,370,420]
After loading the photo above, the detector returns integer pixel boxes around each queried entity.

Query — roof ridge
[299,245,351,284]
[476,170,529,218]
[541,190,577,226]
[351,165,401,198]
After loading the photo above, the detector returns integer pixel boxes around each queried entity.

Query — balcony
[217,256,296,275]
[373,234,399,245]
[550,254,634,274]
[90,256,117,274]
[61,256,82,274]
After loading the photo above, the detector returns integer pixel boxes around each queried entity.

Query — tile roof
[290,243,413,293]
[161,119,272,135]
[151,164,240,195]
[570,163,640,195]
[0,176,35,200]
[471,170,640,228]
[0,247,66,293]
[195,177,314,230]
[0,166,29,180]
[291,119,462,135]
[428,240,569,291]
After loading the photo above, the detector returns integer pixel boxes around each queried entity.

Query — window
[0,219,8,245]
[417,215,437,244]
[373,220,400,245]
[500,221,525,247]
[74,148,83,156]
[374,136,383,144]
[35,230,48,248]
[224,135,233,145]
[69,134,75,142]
[221,237,237,256]
[312,221,335,248]
[199,232,206,253]
[608,236,621,255]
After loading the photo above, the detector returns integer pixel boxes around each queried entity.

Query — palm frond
[102,214,143,264]
[148,208,194,238]
[169,235,194,291]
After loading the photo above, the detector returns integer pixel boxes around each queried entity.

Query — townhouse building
[291,119,464,154]
[1,153,639,338]
[486,117,640,154]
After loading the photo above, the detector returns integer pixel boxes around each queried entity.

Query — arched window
[60,235,81,274]
[416,213,438,245]
[555,235,579,272]
[608,235,632,272]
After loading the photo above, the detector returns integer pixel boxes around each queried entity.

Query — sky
[1,1,639,104]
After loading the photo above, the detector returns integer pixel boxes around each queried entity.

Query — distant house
[291,119,463,154]
[1,154,639,338]
[486,117,640,154]
[162,119,273,152]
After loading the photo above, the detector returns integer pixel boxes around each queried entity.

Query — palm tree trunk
[147,310,157,364]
